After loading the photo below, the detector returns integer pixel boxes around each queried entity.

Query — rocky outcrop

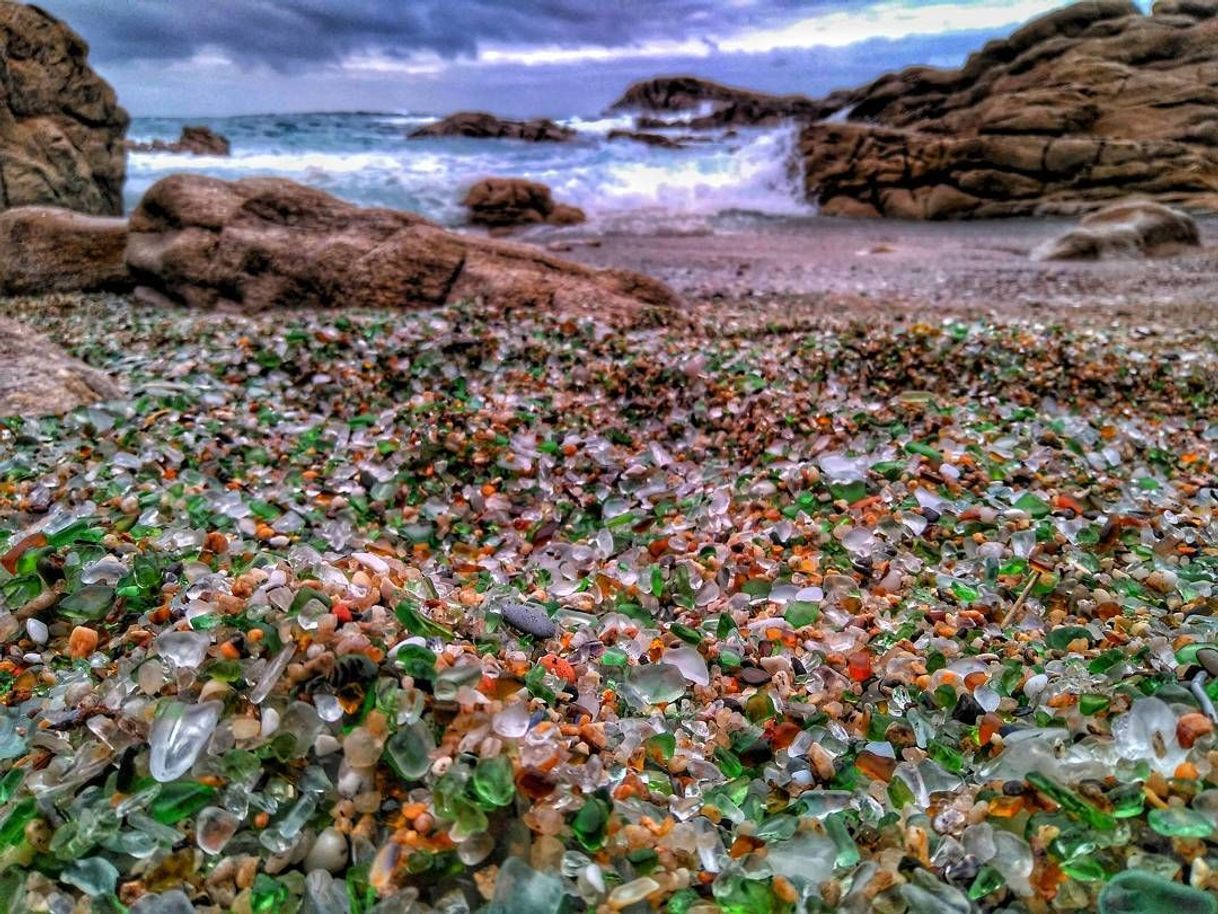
[1034,200,1201,260]
[0,206,129,294]
[409,112,575,142]
[0,2,128,215]
[128,125,231,156]
[125,175,675,324]
[462,178,586,229]
[0,316,122,417]
[611,76,823,128]
[800,0,1218,218]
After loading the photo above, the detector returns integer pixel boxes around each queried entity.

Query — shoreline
[523,214,1218,327]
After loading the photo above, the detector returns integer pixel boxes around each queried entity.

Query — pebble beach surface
[2,284,1218,914]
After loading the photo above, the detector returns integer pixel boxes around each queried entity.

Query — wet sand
[534,215,1218,329]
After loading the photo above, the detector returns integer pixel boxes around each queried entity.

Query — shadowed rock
[0,316,122,417]
[462,178,586,228]
[0,207,129,295]
[125,175,675,325]
[409,112,575,142]
[0,2,128,215]
[1034,200,1201,260]
[800,0,1218,218]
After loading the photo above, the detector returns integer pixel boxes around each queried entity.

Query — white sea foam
[125,112,811,231]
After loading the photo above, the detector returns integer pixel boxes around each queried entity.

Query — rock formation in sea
[125,175,675,324]
[0,315,122,416]
[127,125,231,156]
[610,76,824,128]
[462,178,586,229]
[409,112,575,142]
[800,0,1218,218]
[0,206,129,294]
[0,2,128,215]
[606,130,692,150]
[1034,200,1202,260]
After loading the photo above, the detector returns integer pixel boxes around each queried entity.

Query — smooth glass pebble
[148,700,222,782]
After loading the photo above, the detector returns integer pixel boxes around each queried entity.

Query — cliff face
[800,0,1218,218]
[0,2,128,215]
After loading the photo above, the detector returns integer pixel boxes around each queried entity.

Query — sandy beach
[538,215,1218,328]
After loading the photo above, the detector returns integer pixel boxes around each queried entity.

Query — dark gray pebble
[500,602,556,639]
[739,666,772,685]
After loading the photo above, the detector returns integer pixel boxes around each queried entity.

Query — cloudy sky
[39,0,1101,117]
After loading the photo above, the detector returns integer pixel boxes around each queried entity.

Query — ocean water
[126,112,811,232]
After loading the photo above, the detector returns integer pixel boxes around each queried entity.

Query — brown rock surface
[409,112,575,142]
[1033,199,1201,259]
[0,206,129,294]
[128,125,231,156]
[0,2,128,215]
[125,175,674,324]
[801,0,1218,218]
[0,316,121,417]
[462,178,586,228]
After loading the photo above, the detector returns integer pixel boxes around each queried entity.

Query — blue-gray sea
[127,112,810,231]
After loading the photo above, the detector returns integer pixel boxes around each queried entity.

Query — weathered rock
[0,206,129,294]
[409,112,575,142]
[462,178,586,228]
[0,2,128,215]
[1034,200,1201,260]
[1153,0,1218,16]
[611,76,825,128]
[126,175,675,325]
[0,316,122,417]
[801,1,1218,218]
[128,125,231,156]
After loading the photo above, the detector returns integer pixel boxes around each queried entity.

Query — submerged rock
[1034,200,1201,260]
[0,316,122,417]
[0,3,128,215]
[606,129,692,149]
[125,174,674,324]
[409,111,575,142]
[462,177,586,229]
[0,207,129,295]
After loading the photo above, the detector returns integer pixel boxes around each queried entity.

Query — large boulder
[125,175,675,324]
[0,206,129,294]
[800,0,1218,218]
[409,112,575,142]
[128,125,231,156]
[0,316,122,417]
[0,3,128,215]
[1034,200,1201,260]
[462,178,586,229]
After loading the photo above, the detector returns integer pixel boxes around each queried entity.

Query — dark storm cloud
[37,0,831,69]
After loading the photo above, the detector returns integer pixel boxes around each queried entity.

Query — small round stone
[304,827,349,873]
